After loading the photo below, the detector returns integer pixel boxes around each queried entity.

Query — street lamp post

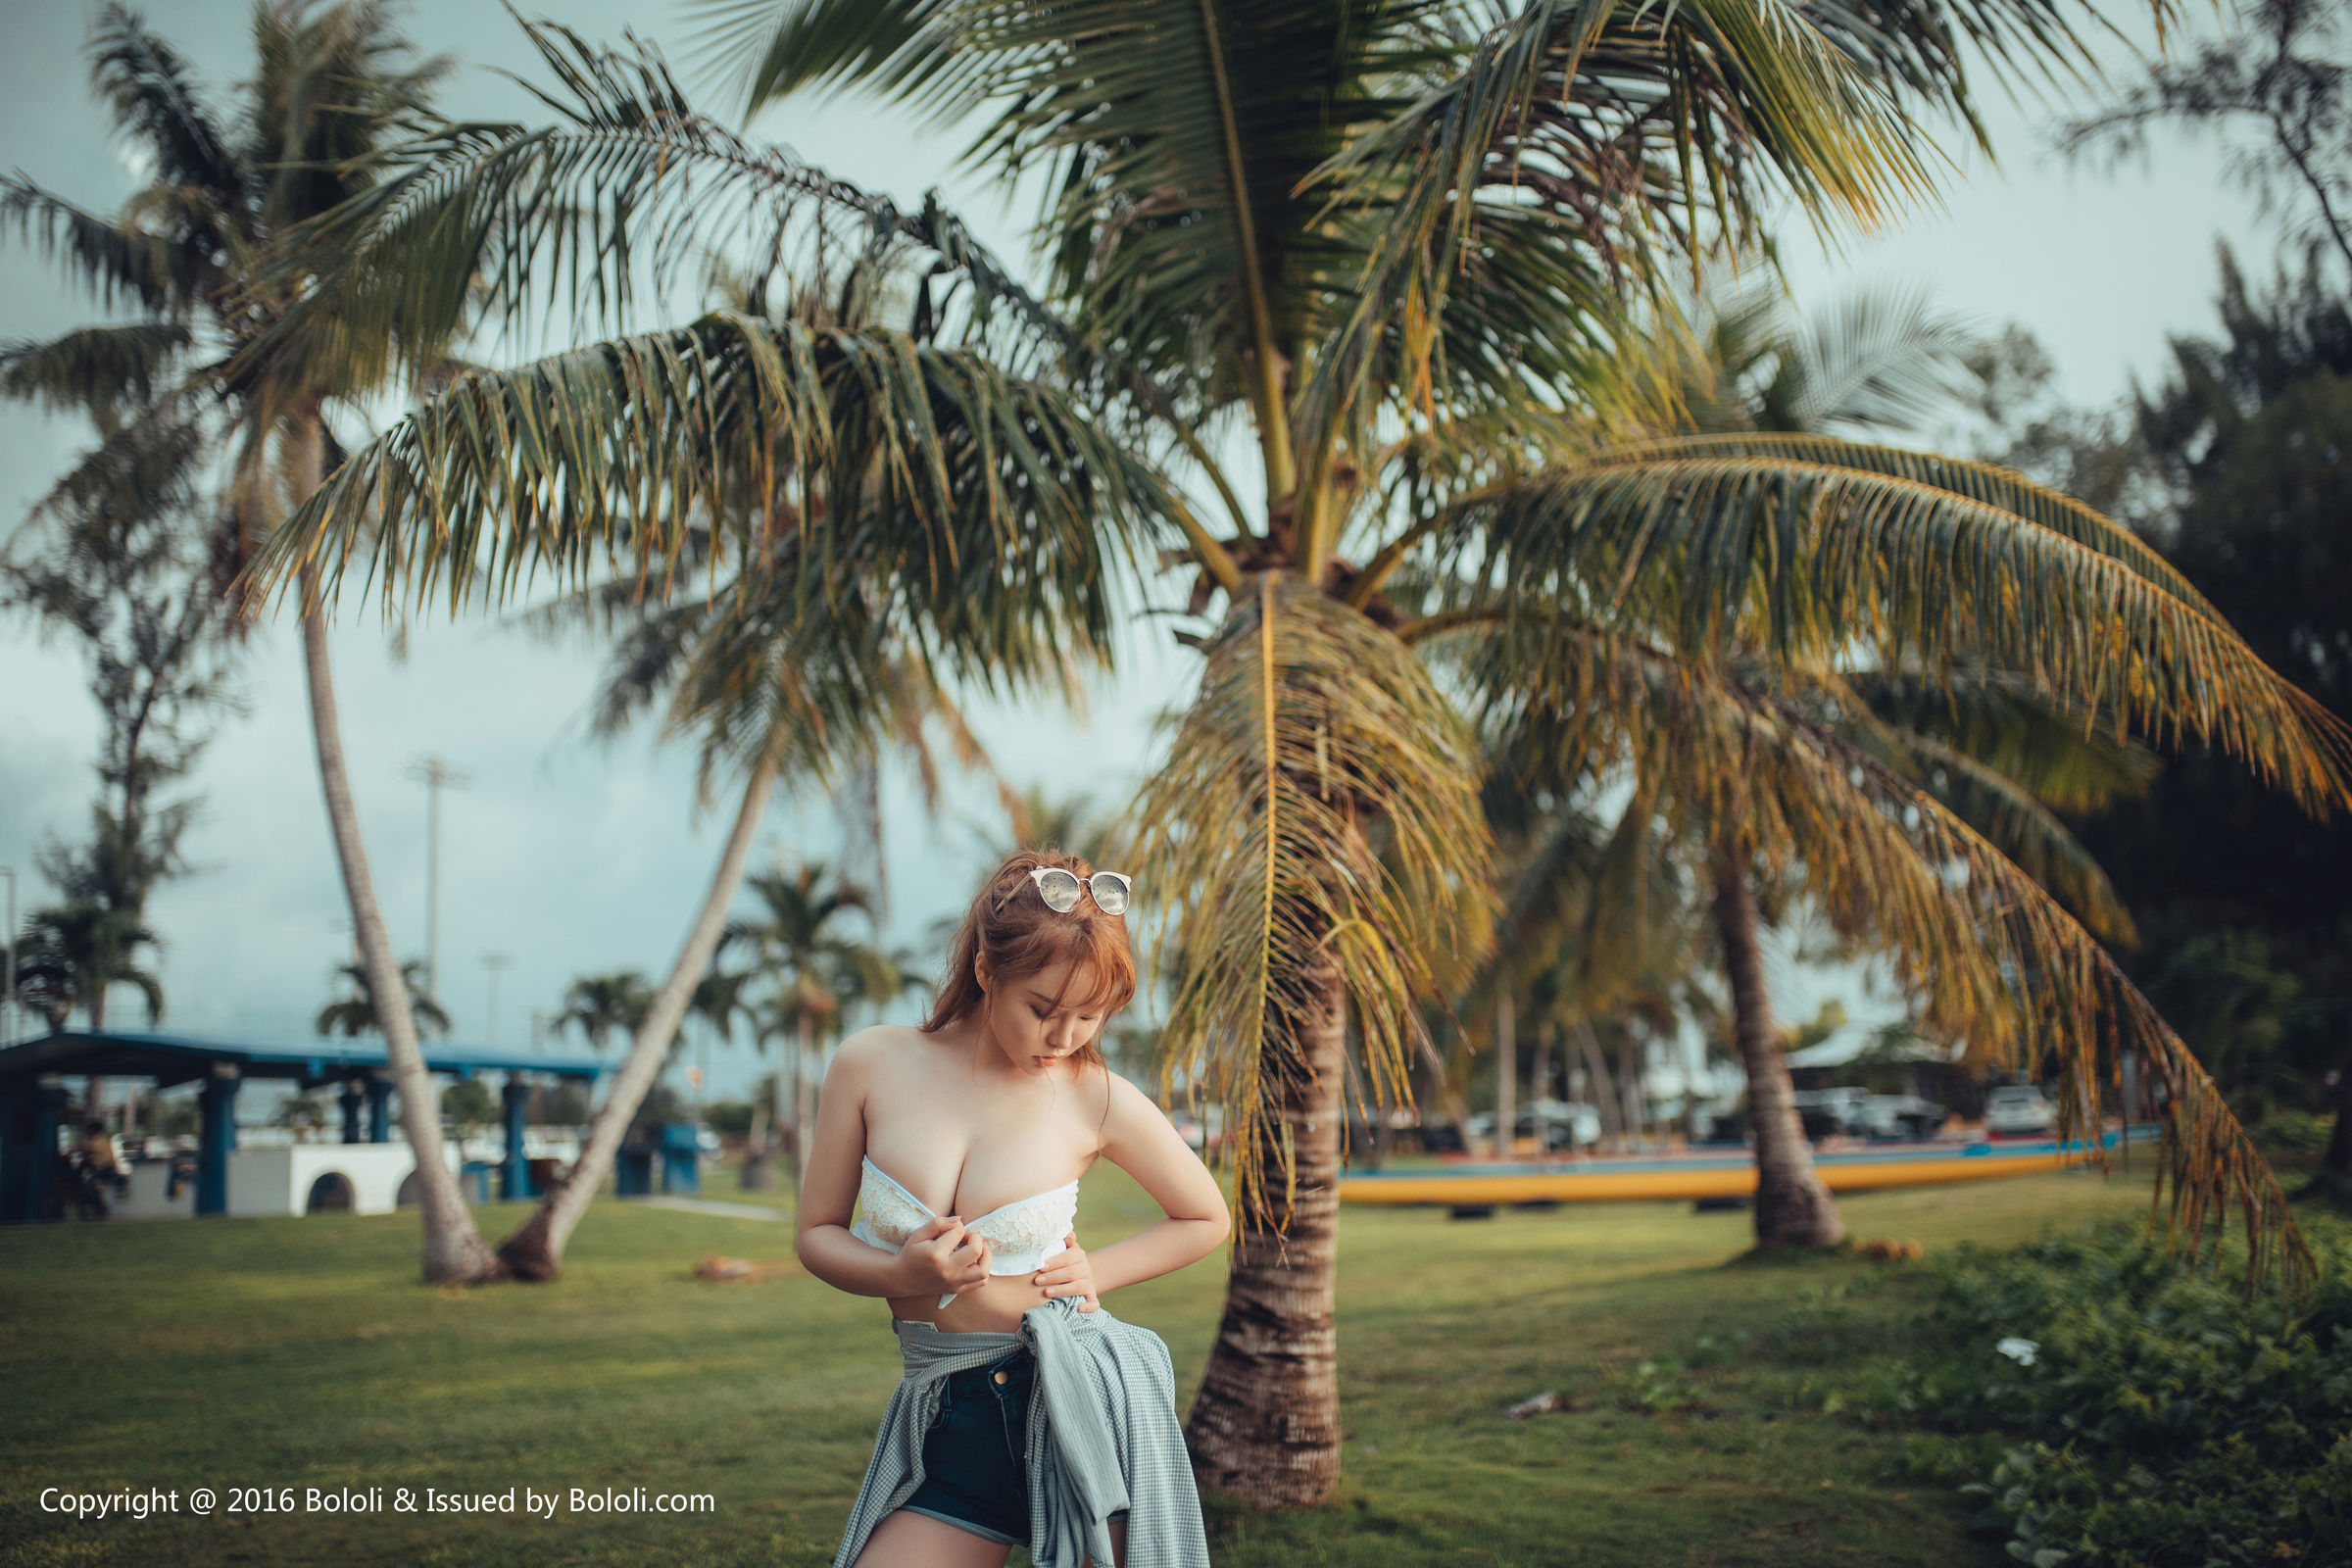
[1,864,16,1048]
[482,952,511,1045]
[405,757,469,1003]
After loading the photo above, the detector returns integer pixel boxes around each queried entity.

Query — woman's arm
[795,1030,994,1300]
[1062,1069,1231,1298]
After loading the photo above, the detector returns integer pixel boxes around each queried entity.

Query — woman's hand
[896,1214,993,1298]
[1034,1231,1100,1311]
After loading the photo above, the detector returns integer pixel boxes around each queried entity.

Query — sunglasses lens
[1089,874,1130,915]
[1037,869,1083,912]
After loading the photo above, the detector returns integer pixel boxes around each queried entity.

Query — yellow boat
[1338,1125,2154,1206]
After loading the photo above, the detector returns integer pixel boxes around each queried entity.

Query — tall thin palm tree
[726,863,896,1190]
[459,266,1074,1279]
[253,2,2352,1505]
[0,1,499,1281]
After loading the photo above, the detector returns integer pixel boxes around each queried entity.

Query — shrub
[1872,1222,2352,1567]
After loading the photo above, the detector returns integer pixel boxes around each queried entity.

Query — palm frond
[1479,620,2312,1293]
[1849,665,2160,814]
[1438,442,2352,814]
[0,323,194,424]
[246,314,1171,684]
[1128,576,1495,1228]
[683,0,962,116]
[265,18,1067,378]
[0,176,201,314]
[89,3,242,198]
[1827,684,2139,944]
[1754,280,1977,435]
[1302,0,1946,459]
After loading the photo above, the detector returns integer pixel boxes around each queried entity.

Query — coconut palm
[0,1,502,1281]
[10,904,165,1032]
[726,863,899,1189]
[457,258,1098,1278]
[555,970,657,1054]
[316,958,451,1039]
[249,1,2352,1504]
[1461,280,2164,1243]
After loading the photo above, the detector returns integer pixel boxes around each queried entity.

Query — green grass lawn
[0,1161,2170,1567]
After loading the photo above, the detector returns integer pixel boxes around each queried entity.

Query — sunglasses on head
[1023,866,1132,916]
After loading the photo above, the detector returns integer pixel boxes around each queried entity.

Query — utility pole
[1,865,16,1048]
[405,757,469,1003]
[482,952,512,1045]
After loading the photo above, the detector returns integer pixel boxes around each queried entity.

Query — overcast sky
[0,0,2290,1109]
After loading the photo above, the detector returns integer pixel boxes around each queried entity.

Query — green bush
[703,1098,755,1137]
[1864,1223,2352,1567]
[2249,1108,2336,1153]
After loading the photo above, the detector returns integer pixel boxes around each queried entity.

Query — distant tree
[441,1078,499,1148]
[2057,251,2352,1200]
[702,1099,755,1138]
[0,1,499,1282]
[726,863,894,1189]
[11,904,163,1032]
[274,1090,328,1142]
[524,1079,591,1128]
[556,971,656,1054]
[0,384,239,926]
[988,784,1109,863]
[316,959,451,1040]
[627,1083,686,1129]
[2065,0,2352,277]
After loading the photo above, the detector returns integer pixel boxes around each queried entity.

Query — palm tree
[989,784,1109,862]
[555,970,657,1054]
[436,258,1070,1275]
[0,1,500,1282]
[316,958,452,1039]
[10,904,164,1032]
[1465,280,2162,1242]
[726,863,896,1191]
[251,2,2352,1505]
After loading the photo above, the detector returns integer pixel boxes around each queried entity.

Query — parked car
[1788,1086,1872,1139]
[694,1125,723,1159]
[1983,1084,2058,1137]
[1857,1094,1948,1141]
[1418,1120,1467,1154]
[1467,1100,1603,1152]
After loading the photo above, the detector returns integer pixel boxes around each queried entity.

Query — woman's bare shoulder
[832,1024,949,1082]
[1091,1064,1170,1145]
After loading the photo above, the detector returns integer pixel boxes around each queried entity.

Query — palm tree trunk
[297,540,501,1285]
[1494,994,1515,1157]
[498,732,784,1279]
[1620,1037,1645,1152]
[1578,1021,1624,1144]
[1710,851,1843,1249]
[1184,953,1347,1509]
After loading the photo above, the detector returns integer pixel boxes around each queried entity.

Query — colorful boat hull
[1338,1125,2155,1206]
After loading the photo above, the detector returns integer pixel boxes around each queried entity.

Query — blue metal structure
[0,1029,610,1226]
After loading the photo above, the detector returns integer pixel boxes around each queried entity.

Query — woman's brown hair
[921,849,1137,1073]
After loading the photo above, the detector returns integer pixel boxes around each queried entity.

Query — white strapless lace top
[849,1155,1082,1308]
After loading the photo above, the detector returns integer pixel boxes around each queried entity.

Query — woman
[799,850,1230,1568]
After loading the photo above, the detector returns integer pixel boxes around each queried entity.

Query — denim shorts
[900,1348,1038,1545]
